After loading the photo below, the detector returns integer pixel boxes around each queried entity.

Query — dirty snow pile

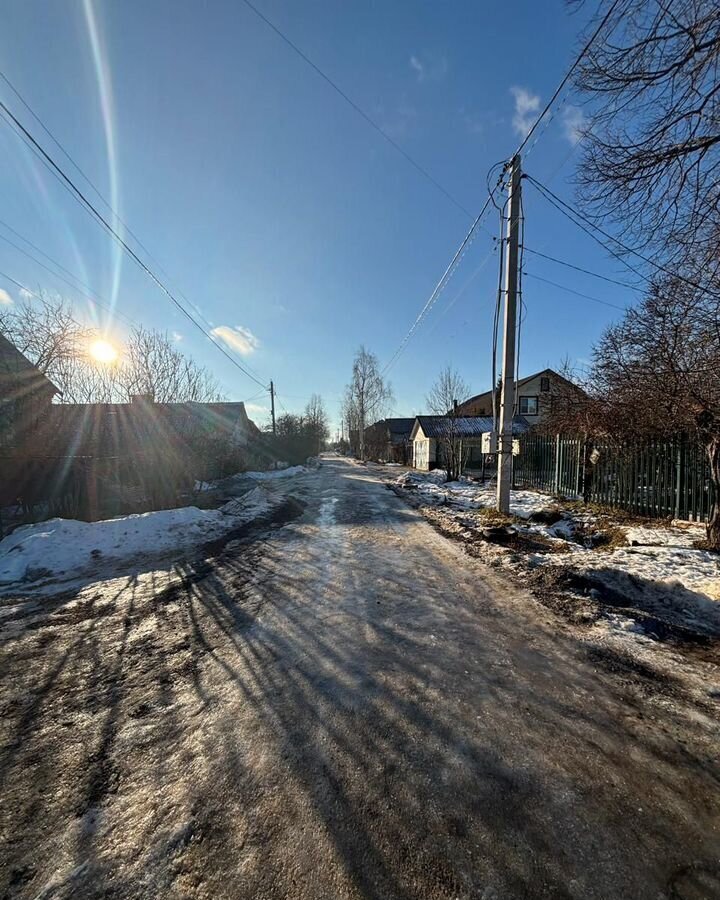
[395,470,720,606]
[0,486,274,587]
[395,471,555,519]
[243,465,307,481]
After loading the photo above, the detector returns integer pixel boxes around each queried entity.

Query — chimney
[131,393,154,404]
[453,399,458,416]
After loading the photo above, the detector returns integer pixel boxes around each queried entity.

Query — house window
[519,396,539,416]
[540,377,550,392]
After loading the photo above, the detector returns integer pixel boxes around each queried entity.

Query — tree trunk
[706,437,720,549]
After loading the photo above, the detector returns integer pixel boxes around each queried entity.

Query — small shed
[410,415,529,471]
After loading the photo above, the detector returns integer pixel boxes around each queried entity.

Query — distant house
[364,417,415,464]
[455,368,583,426]
[410,415,529,471]
[48,396,260,459]
[0,333,58,452]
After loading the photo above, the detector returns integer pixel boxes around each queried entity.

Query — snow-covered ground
[0,485,275,588]
[395,470,555,519]
[392,470,720,636]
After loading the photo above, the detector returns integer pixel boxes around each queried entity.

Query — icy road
[1,457,718,898]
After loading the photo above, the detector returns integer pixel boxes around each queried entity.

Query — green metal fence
[513,433,715,523]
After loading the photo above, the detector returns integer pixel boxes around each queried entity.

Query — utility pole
[497,154,521,514]
[269,380,276,435]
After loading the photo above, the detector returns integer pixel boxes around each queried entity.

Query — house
[410,415,529,471]
[364,417,415,464]
[48,396,260,460]
[455,368,583,426]
[0,333,58,452]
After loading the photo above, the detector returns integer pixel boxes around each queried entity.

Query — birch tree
[345,347,393,460]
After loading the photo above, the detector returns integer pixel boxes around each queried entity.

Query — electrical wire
[513,189,525,417]
[522,271,629,311]
[0,230,138,329]
[238,0,475,220]
[523,246,642,292]
[381,184,500,375]
[512,0,624,157]
[525,174,720,304]
[0,69,242,345]
[0,96,269,390]
[0,269,43,301]
[490,197,508,433]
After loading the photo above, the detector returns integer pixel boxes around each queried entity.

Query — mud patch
[202,496,306,557]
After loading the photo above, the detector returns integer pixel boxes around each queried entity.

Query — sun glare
[89,339,118,364]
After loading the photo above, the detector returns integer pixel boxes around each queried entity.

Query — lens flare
[89,339,118,364]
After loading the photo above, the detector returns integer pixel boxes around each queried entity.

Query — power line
[513,0,624,157]
[381,0,624,378]
[522,246,642,292]
[0,269,43,301]
[522,271,629,312]
[0,227,138,329]
[0,96,269,390]
[381,189,499,375]
[525,174,720,304]
[0,68,235,341]
[238,0,473,220]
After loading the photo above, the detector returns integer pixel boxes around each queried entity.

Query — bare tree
[345,347,393,460]
[0,292,96,400]
[575,277,720,546]
[120,327,222,403]
[0,294,222,404]
[573,0,720,280]
[303,394,329,455]
[426,366,470,481]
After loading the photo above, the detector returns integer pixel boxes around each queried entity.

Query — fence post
[674,434,684,520]
[553,434,561,494]
[573,438,580,498]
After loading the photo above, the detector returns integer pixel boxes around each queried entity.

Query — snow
[394,469,720,606]
[0,486,276,587]
[395,471,556,519]
[546,544,720,602]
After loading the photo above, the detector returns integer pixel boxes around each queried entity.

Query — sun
[89,339,118,364]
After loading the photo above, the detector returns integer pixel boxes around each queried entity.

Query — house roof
[385,417,414,438]
[457,368,582,409]
[411,415,529,440]
[0,332,59,397]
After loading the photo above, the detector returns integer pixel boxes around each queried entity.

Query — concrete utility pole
[496,154,521,514]
[269,380,276,435]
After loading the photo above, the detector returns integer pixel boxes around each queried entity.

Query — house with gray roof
[410,415,529,471]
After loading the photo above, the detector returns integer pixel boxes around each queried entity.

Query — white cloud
[245,403,269,417]
[510,86,541,138]
[211,324,260,356]
[409,53,448,83]
[19,287,33,301]
[0,289,13,306]
[172,331,183,342]
[562,105,586,145]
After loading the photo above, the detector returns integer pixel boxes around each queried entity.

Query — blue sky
[0,0,638,432]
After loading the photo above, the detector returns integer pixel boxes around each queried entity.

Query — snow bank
[394,470,720,607]
[0,486,275,586]
[548,545,720,602]
[395,471,557,519]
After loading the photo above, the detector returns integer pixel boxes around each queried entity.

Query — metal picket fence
[513,433,715,523]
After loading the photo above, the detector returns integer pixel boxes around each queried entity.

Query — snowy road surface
[1,458,718,898]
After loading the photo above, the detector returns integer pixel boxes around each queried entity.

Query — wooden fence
[512,433,715,522]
